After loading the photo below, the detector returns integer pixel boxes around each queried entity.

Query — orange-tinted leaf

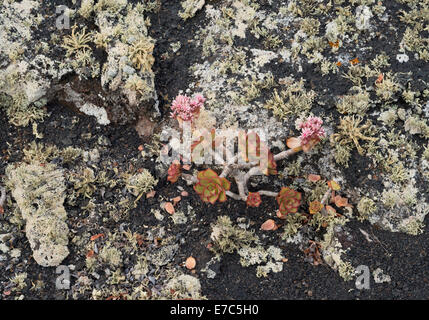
[334,195,348,207]
[90,233,104,241]
[172,196,181,206]
[164,202,175,214]
[309,201,323,214]
[261,219,276,231]
[185,256,196,270]
[334,195,349,207]
[308,174,321,182]
[286,137,301,149]
[350,58,359,65]
[329,40,339,48]
[302,138,319,153]
[327,180,341,191]
[86,250,95,258]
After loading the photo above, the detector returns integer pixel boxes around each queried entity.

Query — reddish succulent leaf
[164,202,175,214]
[185,257,196,270]
[261,219,276,231]
[334,195,352,208]
[301,138,319,153]
[286,137,301,149]
[307,174,321,182]
[172,196,181,206]
[167,161,182,183]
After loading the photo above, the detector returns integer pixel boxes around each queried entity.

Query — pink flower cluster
[299,116,326,145]
[170,94,205,122]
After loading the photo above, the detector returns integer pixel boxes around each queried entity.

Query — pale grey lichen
[164,274,204,300]
[6,162,69,267]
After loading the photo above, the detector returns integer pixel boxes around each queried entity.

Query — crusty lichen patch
[6,162,69,267]
[209,216,286,277]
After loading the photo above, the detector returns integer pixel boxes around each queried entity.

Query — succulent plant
[194,169,230,204]
[277,187,302,218]
[299,116,326,145]
[170,93,205,122]
[285,116,326,153]
[246,192,262,207]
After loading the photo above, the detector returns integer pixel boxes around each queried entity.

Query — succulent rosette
[194,169,231,204]
[276,187,302,217]
[246,192,262,207]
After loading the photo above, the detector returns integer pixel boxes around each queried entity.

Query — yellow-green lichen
[357,197,376,221]
[331,116,378,155]
[210,216,258,254]
[264,79,316,120]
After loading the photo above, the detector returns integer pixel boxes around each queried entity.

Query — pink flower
[299,116,326,145]
[170,93,205,122]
